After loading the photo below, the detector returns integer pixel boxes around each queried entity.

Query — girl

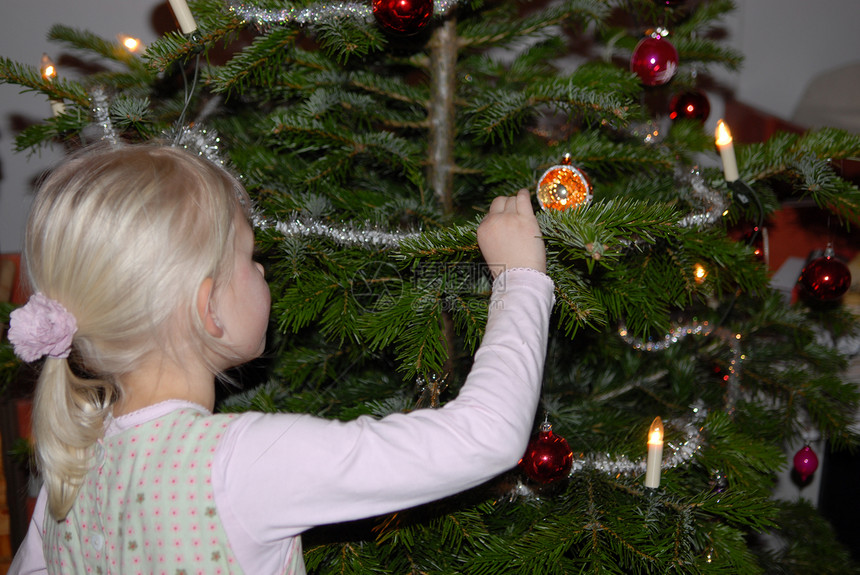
[8,143,553,574]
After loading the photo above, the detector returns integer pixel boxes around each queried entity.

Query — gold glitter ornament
[536,154,592,212]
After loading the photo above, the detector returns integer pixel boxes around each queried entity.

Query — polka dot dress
[44,409,243,574]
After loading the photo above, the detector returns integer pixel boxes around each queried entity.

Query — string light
[619,320,742,413]
[168,0,198,34]
[40,53,65,117]
[715,120,739,183]
[644,416,664,488]
[118,34,143,52]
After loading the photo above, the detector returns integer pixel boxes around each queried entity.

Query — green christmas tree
[3,0,860,572]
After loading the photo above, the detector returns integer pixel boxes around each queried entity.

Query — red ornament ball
[799,255,851,301]
[372,0,433,35]
[669,91,710,123]
[793,445,819,482]
[519,422,573,484]
[631,37,679,86]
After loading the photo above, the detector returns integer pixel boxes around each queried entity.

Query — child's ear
[196,277,224,338]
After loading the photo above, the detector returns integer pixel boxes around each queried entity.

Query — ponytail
[33,358,117,520]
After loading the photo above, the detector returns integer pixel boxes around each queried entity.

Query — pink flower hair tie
[8,293,78,362]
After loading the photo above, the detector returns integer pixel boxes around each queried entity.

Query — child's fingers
[488,195,509,213]
[515,188,532,214]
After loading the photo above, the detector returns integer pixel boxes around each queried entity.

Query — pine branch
[207,27,302,95]
[0,56,90,106]
[459,0,609,50]
[740,129,860,222]
[674,36,744,71]
[315,16,387,63]
[47,24,147,71]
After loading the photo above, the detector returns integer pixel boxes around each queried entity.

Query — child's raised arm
[477,188,546,276]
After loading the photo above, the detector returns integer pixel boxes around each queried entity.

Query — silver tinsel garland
[88,88,419,249]
[166,123,228,168]
[89,87,226,171]
[619,320,742,412]
[90,87,118,145]
[509,403,708,499]
[569,402,708,477]
[259,214,420,249]
[677,167,728,229]
[225,0,458,27]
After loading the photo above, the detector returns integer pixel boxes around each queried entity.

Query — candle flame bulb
[645,416,663,488]
[40,53,57,81]
[40,54,65,117]
[715,119,739,182]
[118,35,142,52]
[715,120,732,147]
[648,416,663,444]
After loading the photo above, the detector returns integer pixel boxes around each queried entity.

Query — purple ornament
[793,445,819,482]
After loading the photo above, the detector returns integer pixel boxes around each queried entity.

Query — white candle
[715,120,739,182]
[168,0,198,34]
[40,53,65,117]
[644,416,663,488]
[49,100,66,117]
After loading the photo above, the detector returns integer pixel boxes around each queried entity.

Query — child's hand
[477,188,546,276]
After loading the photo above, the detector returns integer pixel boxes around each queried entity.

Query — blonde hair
[23,143,250,520]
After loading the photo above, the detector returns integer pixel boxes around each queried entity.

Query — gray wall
[0,0,162,254]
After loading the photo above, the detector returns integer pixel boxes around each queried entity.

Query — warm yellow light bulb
[40,53,57,81]
[715,120,733,146]
[648,417,663,445]
[119,35,142,52]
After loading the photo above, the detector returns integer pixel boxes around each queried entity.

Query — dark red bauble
[372,0,433,35]
[799,255,851,301]
[631,37,679,86]
[669,91,710,122]
[793,445,819,482]
[519,422,573,484]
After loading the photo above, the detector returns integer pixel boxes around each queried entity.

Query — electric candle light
[118,34,143,53]
[715,119,739,182]
[40,53,65,117]
[168,0,198,34]
[644,416,663,488]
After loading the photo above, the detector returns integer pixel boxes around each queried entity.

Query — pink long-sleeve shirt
[10,268,554,574]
